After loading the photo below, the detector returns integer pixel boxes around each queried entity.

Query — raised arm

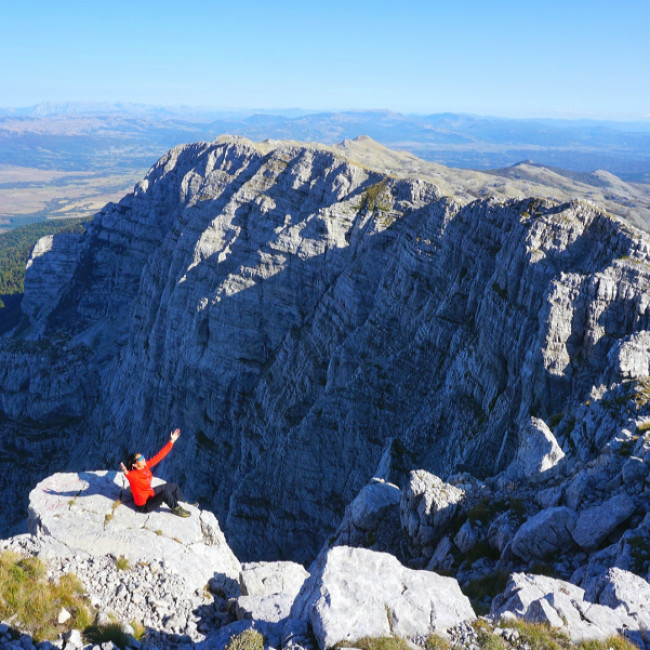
[148,428,181,468]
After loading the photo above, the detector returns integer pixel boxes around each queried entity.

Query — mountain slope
[1,136,650,563]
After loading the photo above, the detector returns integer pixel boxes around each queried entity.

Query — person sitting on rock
[120,428,190,517]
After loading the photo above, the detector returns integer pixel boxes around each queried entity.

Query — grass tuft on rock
[425,633,451,650]
[225,628,266,650]
[576,636,640,650]
[0,550,92,642]
[507,620,571,650]
[474,619,507,650]
[115,555,130,571]
[334,636,411,650]
[84,623,132,649]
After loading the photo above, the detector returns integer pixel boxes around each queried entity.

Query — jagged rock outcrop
[2,135,650,566]
[491,571,650,646]
[400,471,467,559]
[4,467,650,650]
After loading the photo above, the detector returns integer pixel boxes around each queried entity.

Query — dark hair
[126,452,141,471]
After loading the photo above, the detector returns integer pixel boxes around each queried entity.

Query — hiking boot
[171,505,190,518]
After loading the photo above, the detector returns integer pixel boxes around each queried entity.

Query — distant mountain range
[2,104,650,180]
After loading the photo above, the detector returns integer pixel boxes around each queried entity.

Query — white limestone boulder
[491,572,637,643]
[291,546,475,648]
[509,417,566,484]
[347,480,401,531]
[487,512,518,553]
[510,507,577,561]
[327,478,403,558]
[610,331,650,380]
[236,561,310,623]
[28,471,241,599]
[571,493,636,551]
[590,567,650,635]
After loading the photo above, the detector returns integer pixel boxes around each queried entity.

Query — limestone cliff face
[2,136,650,562]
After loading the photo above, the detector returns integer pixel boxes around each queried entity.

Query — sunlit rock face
[2,135,650,563]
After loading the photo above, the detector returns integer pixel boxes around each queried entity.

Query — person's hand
[120,462,128,475]
[170,428,181,443]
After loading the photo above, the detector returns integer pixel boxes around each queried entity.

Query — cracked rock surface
[28,471,241,604]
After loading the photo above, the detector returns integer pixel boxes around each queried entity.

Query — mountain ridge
[1,136,650,567]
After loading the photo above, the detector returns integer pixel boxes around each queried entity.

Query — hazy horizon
[2,101,650,128]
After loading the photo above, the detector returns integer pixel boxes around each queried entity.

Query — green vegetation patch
[0,217,89,305]
[473,620,507,650]
[358,179,391,213]
[425,634,450,650]
[576,636,640,650]
[335,636,411,650]
[501,620,635,650]
[636,421,650,434]
[84,619,145,648]
[115,556,130,571]
[506,620,571,650]
[602,379,650,416]
[0,550,92,642]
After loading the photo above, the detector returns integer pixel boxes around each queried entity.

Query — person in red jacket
[120,428,190,517]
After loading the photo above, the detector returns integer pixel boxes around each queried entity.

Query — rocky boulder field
[1,464,649,649]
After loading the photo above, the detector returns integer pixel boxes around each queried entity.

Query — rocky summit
[1,135,650,646]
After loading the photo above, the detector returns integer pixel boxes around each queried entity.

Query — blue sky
[1,0,648,119]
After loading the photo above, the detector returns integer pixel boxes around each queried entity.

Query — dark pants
[138,482,184,513]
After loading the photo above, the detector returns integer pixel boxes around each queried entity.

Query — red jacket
[125,441,173,506]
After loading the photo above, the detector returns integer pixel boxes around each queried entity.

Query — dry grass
[84,623,132,648]
[333,637,411,650]
[0,550,91,642]
[225,628,266,650]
